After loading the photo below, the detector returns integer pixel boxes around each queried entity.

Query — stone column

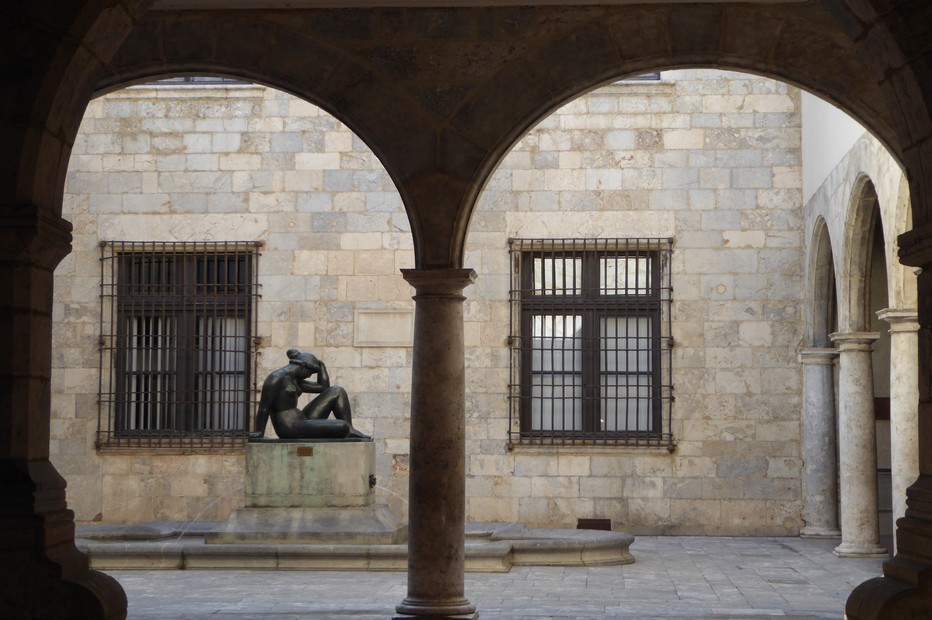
[395,268,477,620]
[830,331,888,557]
[0,206,127,618]
[877,308,920,552]
[798,348,841,538]
[846,234,932,616]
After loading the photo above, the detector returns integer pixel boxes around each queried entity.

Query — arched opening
[465,68,815,535]
[52,77,415,525]
[859,194,893,550]
[6,4,932,618]
[809,218,838,349]
[799,217,841,539]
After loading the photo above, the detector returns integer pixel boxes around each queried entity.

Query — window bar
[508,240,520,446]
[665,242,674,450]
[150,247,158,446]
[224,253,232,439]
[635,247,642,444]
[219,254,228,442]
[98,243,108,447]
[163,243,175,448]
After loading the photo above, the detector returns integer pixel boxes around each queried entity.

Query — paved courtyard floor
[109,536,885,619]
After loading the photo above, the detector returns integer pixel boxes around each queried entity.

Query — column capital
[401,268,477,296]
[798,347,839,365]
[0,204,72,269]
[877,307,920,332]
[898,223,932,268]
[830,331,880,351]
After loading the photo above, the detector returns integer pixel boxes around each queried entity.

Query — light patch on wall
[354,309,414,347]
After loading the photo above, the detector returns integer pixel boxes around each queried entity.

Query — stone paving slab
[109,536,885,619]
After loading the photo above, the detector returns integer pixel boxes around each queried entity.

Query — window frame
[509,238,674,449]
[98,241,261,449]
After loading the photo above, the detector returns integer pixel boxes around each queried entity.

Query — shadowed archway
[5,2,932,618]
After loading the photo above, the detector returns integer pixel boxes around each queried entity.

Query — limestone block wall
[53,69,805,534]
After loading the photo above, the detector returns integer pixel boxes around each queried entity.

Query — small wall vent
[577,518,612,531]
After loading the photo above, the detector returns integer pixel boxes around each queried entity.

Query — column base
[845,476,932,618]
[800,526,841,539]
[0,459,127,619]
[834,541,890,558]
[395,597,477,619]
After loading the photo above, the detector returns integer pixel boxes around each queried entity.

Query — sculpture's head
[286,348,320,373]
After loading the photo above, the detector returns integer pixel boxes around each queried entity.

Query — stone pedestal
[207,439,406,544]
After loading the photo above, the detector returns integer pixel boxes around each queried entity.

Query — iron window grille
[148,76,250,85]
[623,72,661,81]
[508,238,674,449]
[97,241,261,449]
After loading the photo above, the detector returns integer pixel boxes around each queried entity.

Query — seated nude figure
[250,348,369,440]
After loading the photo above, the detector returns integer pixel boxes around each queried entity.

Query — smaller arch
[808,217,838,348]
[840,174,880,332]
[886,174,918,310]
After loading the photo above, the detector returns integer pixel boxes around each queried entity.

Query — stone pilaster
[395,268,477,620]
[798,347,841,538]
[830,331,888,557]
[0,205,127,618]
[877,308,920,555]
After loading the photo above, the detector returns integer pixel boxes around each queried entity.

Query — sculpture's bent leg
[304,388,369,438]
[276,418,350,439]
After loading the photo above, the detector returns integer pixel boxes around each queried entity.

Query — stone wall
[53,69,805,534]
[470,70,804,534]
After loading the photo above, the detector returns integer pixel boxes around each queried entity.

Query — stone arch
[802,132,916,331]
[888,174,917,310]
[7,3,932,618]
[86,5,925,270]
[444,1,922,266]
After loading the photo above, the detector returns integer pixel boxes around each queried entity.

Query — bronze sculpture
[250,348,370,440]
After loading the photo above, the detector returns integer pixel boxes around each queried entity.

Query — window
[509,238,673,448]
[623,72,661,81]
[98,241,260,448]
[148,76,249,85]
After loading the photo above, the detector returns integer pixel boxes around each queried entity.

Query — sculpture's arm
[317,361,331,390]
[299,361,331,393]
[249,385,273,438]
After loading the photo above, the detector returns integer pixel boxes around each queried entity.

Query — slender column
[0,205,127,618]
[830,331,888,557]
[877,308,920,554]
[395,268,477,620]
[798,348,841,538]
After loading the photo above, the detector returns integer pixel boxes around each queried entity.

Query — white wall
[801,91,866,203]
